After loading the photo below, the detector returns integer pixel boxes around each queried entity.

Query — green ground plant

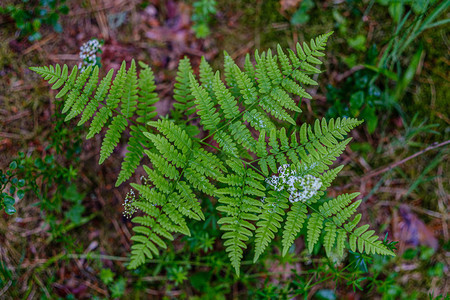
[0,158,25,215]
[0,0,69,41]
[31,31,396,276]
[191,0,217,38]
[1,87,87,241]
[327,0,449,133]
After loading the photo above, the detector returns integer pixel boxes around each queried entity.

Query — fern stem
[197,140,265,177]
[199,101,259,143]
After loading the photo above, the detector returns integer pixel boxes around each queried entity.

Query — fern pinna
[31,31,394,275]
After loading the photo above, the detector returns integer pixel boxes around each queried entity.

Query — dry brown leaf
[280,0,302,12]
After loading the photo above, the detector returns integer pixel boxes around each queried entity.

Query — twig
[376,201,443,218]
[362,140,450,180]
[33,274,51,299]
[0,280,12,297]
[436,165,449,241]
[23,34,57,55]
[3,111,31,122]
[335,65,365,82]
[47,54,80,62]
[67,253,128,261]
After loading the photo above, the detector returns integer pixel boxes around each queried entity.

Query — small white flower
[264,164,322,203]
[123,189,137,218]
[79,38,103,72]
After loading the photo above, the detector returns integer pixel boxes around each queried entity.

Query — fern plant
[31,31,395,275]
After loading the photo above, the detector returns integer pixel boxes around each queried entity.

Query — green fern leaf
[217,163,263,275]
[121,59,138,118]
[86,106,112,139]
[254,190,289,262]
[65,66,99,121]
[63,65,90,114]
[189,73,220,131]
[137,62,159,124]
[115,126,146,186]
[282,201,308,256]
[199,57,216,101]
[307,213,324,253]
[99,115,128,164]
[324,223,337,256]
[173,57,196,116]
[78,68,114,126]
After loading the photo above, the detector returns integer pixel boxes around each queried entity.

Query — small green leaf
[110,277,126,298]
[9,186,16,195]
[32,19,41,31]
[348,35,366,51]
[34,158,44,169]
[18,179,25,187]
[63,185,85,202]
[100,268,115,285]
[388,2,404,23]
[3,195,15,206]
[65,204,85,225]
[17,189,25,200]
[419,247,435,261]
[314,289,337,300]
[5,205,16,215]
[9,161,17,170]
[350,91,365,110]
[361,106,378,133]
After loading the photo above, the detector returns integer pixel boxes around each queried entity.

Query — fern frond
[86,107,112,139]
[121,59,138,118]
[32,32,396,274]
[199,57,216,102]
[281,201,308,256]
[253,118,358,183]
[307,213,324,253]
[99,115,127,164]
[254,190,289,262]
[32,60,159,185]
[232,64,258,105]
[280,165,344,256]
[86,62,128,140]
[300,192,395,258]
[129,120,224,268]
[212,71,239,120]
[115,63,159,186]
[255,50,272,95]
[244,53,256,83]
[173,57,196,116]
[217,160,264,275]
[65,66,99,121]
[136,62,159,124]
[106,61,127,109]
[223,51,240,96]
[324,223,337,256]
[116,126,146,186]
[63,65,90,114]
[78,68,114,126]
[189,73,220,131]
[129,205,180,269]
[349,224,394,256]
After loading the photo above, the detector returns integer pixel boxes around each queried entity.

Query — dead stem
[362,140,450,180]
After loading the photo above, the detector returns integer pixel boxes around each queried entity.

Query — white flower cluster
[78,38,102,72]
[265,164,322,203]
[123,189,137,219]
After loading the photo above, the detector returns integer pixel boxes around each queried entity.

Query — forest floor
[0,0,448,298]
